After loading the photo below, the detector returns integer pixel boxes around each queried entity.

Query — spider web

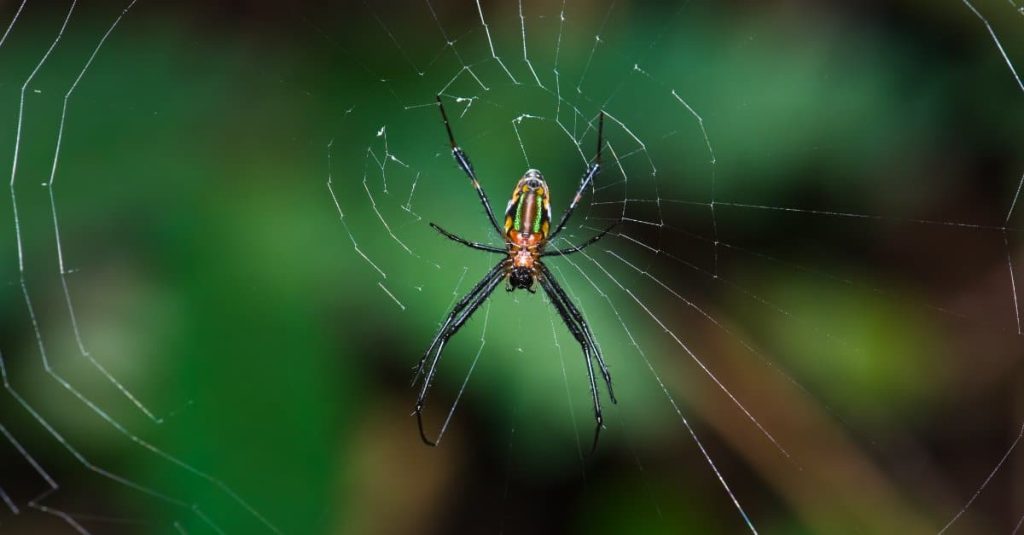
[0,0,1023,533]
[0,2,286,533]
[324,1,1024,533]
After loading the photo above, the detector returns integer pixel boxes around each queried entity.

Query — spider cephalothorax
[414,95,618,452]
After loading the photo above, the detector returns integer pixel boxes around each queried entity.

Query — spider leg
[549,111,604,241]
[539,273,604,453]
[429,222,506,254]
[540,262,616,404]
[538,262,615,454]
[413,260,507,383]
[414,260,508,446]
[416,273,504,446]
[542,223,618,257]
[436,96,505,238]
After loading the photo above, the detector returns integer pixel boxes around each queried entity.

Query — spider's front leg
[549,111,605,241]
[436,95,505,239]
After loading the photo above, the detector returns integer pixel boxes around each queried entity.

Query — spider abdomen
[503,170,552,291]
[504,169,552,241]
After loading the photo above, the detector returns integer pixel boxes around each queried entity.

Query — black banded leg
[416,272,501,401]
[415,261,507,446]
[429,222,506,254]
[539,263,616,404]
[539,265,613,453]
[413,260,507,383]
[436,96,505,238]
[540,274,604,453]
[543,223,618,258]
[416,271,504,445]
[549,111,605,241]
[575,310,616,405]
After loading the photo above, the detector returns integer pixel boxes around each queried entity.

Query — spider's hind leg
[413,260,507,446]
[412,260,507,386]
[538,262,613,453]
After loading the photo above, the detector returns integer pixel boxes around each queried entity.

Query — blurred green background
[1,1,1023,533]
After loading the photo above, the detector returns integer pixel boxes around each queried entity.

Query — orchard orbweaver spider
[413,96,617,452]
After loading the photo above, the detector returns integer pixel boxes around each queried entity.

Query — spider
[413,96,617,452]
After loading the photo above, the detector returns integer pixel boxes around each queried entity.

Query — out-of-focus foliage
[0,1,1021,534]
